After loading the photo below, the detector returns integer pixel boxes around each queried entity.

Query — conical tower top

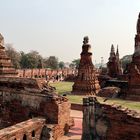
[137,13,140,34]
[111,44,115,53]
[109,44,116,60]
[116,45,119,55]
[116,45,120,60]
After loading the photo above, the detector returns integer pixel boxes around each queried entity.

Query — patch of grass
[102,98,140,112]
[51,82,140,112]
[50,82,74,95]
[50,81,83,103]
[67,95,83,104]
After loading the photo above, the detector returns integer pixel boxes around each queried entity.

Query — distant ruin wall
[82,97,140,140]
[17,68,76,80]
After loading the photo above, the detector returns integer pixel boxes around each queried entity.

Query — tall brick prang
[127,13,140,100]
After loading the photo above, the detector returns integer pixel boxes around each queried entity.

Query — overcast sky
[0,0,140,63]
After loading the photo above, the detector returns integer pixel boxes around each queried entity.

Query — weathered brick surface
[127,13,140,101]
[82,97,140,140]
[107,45,122,78]
[72,36,100,95]
[101,104,140,140]
[0,77,72,139]
[98,86,120,98]
[17,68,76,81]
[0,118,46,140]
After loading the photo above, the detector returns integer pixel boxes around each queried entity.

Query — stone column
[89,97,96,139]
[82,98,90,140]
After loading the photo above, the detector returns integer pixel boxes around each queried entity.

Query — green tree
[121,55,132,69]
[45,56,58,69]
[71,58,80,68]
[20,50,43,68]
[20,52,29,68]
[59,61,65,69]
[5,44,21,69]
[69,63,75,69]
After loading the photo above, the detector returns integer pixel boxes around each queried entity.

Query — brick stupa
[107,45,122,78]
[127,13,140,100]
[0,33,18,77]
[72,36,100,95]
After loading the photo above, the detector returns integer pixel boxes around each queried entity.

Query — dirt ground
[59,110,82,140]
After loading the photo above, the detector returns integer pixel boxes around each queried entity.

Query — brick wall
[0,77,72,139]
[17,68,76,80]
[82,97,140,140]
[0,118,45,140]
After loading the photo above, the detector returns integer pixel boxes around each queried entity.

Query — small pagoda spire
[111,44,115,53]
[116,45,119,58]
[134,13,140,53]
[109,44,116,60]
[116,45,119,53]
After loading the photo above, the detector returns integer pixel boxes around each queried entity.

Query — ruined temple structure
[72,36,100,95]
[82,97,140,140]
[127,13,140,100]
[0,33,18,77]
[107,44,122,78]
[0,77,73,139]
[0,33,73,139]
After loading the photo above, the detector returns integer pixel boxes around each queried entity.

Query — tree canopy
[121,54,132,69]
[5,45,60,69]
[71,59,80,68]
[59,61,65,69]
[5,44,21,69]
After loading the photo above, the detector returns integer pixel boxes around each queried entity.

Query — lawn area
[50,81,84,103]
[50,81,74,95]
[51,81,140,112]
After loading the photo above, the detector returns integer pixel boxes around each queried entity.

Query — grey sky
[0,0,140,63]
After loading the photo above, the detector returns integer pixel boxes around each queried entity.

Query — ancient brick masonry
[0,77,73,139]
[0,33,73,139]
[0,33,18,77]
[0,118,46,140]
[107,44,122,78]
[72,36,100,95]
[17,68,76,81]
[82,97,140,140]
[127,13,140,101]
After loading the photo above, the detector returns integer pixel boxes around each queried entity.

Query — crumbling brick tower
[0,33,18,77]
[72,36,100,95]
[127,13,140,100]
